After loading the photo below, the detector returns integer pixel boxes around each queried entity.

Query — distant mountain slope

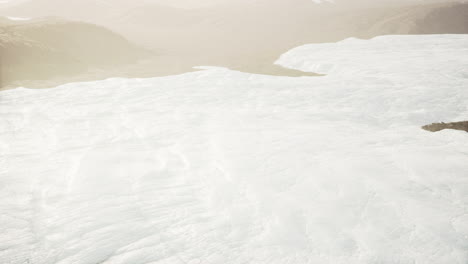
[342,2,468,38]
[0,0,131,23]
[2,1,467,42]
[0,17,147,88]
[98,2,468,70]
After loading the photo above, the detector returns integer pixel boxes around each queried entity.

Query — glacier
[0,34,468,264]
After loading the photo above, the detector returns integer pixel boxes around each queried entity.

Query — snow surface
[6,16,30,20]
[1,35,468,264]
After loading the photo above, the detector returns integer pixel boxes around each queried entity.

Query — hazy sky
[142,0,466,8]
[0,0,227,7]
[0,0,464,8]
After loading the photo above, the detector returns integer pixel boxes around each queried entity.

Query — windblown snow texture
[1,35,468,264]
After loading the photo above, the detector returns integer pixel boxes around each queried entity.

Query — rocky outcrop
[422,121,468,133]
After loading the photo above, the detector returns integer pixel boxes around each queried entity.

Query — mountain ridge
[0,17,148,88]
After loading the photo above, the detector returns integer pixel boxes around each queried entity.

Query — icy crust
[1,35,468,264]
[277,35,468,78]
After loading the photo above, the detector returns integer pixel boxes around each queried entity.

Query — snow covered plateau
[1,34,468,264]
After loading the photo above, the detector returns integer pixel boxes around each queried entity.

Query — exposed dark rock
[422,121,468,133]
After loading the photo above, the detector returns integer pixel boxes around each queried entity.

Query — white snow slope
[1,34,468,264]
[5,15,30,20]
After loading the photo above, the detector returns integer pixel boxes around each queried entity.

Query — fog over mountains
[1,0,468,87]
[0,17,147,87]
[2,0,465,8]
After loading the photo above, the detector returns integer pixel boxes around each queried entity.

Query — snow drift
[0,35,467,264]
